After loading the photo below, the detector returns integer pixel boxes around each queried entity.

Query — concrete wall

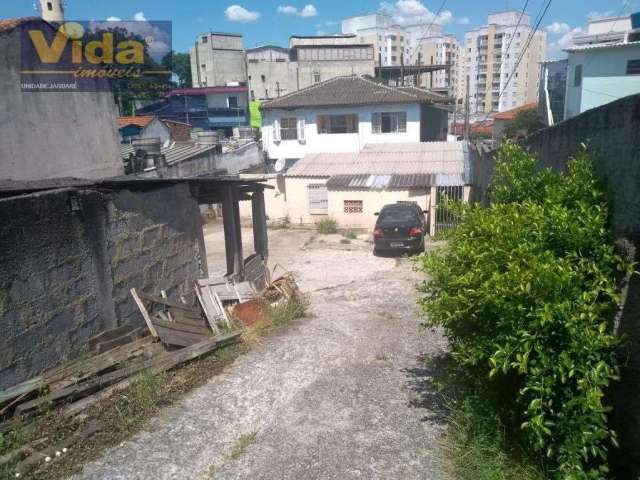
[0,183,206,389]
[263,103,422,160]
[564,44,640,120]
[248,60,296,101]
[0,27,123,181]
[191,33,247,88]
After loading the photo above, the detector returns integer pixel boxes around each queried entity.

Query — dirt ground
[72,225,449,480]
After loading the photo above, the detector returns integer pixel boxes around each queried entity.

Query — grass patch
[269,216,290,230]
[269,295,307,327]
[442,397,545,480]
[342,231,357,240]
[317,218,337,234]
[227,431,257,460]
[374,353,389,363]
[340,238,351,245]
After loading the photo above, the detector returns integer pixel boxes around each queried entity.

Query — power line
[416,0,449,49]
[501,0,530,63]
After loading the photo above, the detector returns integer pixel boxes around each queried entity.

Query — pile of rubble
[0,262,300,477]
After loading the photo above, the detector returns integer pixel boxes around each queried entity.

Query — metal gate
[434,185,463,234]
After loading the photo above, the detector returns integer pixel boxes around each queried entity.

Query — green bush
[418,143,629,479]
[317,218,337,234]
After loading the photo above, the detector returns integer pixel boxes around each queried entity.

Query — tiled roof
[0,17,39,33]
[262,75,445,110]
[117,116,156,129]
[287,141,470,185]
[494,102,538,121]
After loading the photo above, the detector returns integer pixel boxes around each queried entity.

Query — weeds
[342,231,357,240]
[340,238,351,244]
[269,295,307,327]
[228,431,257,460]
[317,218,337,234]
[269,216,290,230]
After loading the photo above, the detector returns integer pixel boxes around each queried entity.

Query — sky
[1,0,637,60]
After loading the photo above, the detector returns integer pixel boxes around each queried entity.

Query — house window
[250,90,255,101]
[574,65,582,87]
[47,2,53,11]
[308,184,328,213]
[372,112,407,134]
[280,118,298,140]
[228,97,238,109]
[313,69,321,84]
[261,74,266,82]
[627,59,640,75]
[344,200,363,213]
[317,114,358,134]
[201,36,208,43]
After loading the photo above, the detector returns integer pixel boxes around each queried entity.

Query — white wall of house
[262,103,421,160]
[206,92,249,109]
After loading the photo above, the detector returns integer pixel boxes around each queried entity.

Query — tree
[163,51,192,88]
[502,109,544,141]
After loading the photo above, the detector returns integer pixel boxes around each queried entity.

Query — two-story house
[260,75,449,165]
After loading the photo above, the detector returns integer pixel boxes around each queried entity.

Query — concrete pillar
[251,189,269,260]
[221,185,244,280]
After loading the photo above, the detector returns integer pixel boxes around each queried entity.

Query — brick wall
[0,183,207,389]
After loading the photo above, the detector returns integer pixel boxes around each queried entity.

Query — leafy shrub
[418,143,629,479]
[317,218,337,234]
[343,230,358,240]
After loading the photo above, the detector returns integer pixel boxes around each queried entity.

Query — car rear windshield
[379,207,419,223]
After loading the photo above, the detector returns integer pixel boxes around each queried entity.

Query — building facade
[563,14,640,120]
[190,32,247,88]
[260,76,449,163]
[289,35,375,90]
[538,59,568,126]
[460,11,546,114]
[246,45,295,101]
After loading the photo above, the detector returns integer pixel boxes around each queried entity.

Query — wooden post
[221,185,244,280]
[251,189,269,260]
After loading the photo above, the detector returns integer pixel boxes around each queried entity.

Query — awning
[325,173,465,190]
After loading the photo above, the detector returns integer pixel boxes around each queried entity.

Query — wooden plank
[195,285,221,334]
[88,325,134,351]
[136,291,200,313]
[15,332,241,416]
[160,290,174,322]
[214,291,232,329]
[197,277,228,288]
[61,378,134,418]
[131,288,158,338]
[0,378,44,405]
[151,317,211,336]
[94,327,146,355]
[153,324,208,347]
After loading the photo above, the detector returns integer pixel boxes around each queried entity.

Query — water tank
[196,131,221,145]
[132,137,162,155]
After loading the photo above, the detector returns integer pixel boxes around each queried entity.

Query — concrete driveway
[73,227,448,480]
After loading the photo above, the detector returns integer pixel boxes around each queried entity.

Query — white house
[260,75,449,166]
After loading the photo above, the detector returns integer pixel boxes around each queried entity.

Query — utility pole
[416,52,422,87]
[464,75,470,141]
[400,53,405,87]
[184,95,190,125]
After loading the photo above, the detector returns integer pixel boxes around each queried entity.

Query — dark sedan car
[373,203,427,255]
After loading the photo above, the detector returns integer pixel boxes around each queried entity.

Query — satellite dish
[274,158,286,172]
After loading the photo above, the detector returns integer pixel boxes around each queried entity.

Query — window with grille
[313,70,321,84]
[344,200,363,213]
[308,184,328,213]
[627,59,640,75]
[317,114,358,134]
[280,118,298,140]
[372,112,407,134]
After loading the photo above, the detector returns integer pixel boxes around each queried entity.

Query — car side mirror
[374,212,379,216]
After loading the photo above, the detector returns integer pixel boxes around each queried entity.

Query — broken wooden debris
[87,325,135,351]
[13,332,241,417]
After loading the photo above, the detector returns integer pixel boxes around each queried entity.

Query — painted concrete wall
[565,45,640,119]
[0,183,206,389]
[0,28,123,181]
[262,103,421,159]
[141,119,171,144]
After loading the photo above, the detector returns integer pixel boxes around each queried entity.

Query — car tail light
[409,227,423,237]
[374,228,384,239]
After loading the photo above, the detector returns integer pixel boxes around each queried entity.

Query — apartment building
[460,11,546,114]
[246,45,295,101]
[342,14,459,96]
[190,32,247,87]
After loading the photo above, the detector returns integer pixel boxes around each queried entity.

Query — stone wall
[0,183,206,389]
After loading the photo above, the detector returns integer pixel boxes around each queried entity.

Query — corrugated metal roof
[326,174,436,190]
[564,40,640,52]
[120,142,218,165]
[287,141,471,184]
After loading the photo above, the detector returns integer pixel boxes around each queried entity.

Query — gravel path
[72,229,448,480]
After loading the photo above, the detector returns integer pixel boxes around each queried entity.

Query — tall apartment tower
[39,0,64,22]
[460,11,546,114]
